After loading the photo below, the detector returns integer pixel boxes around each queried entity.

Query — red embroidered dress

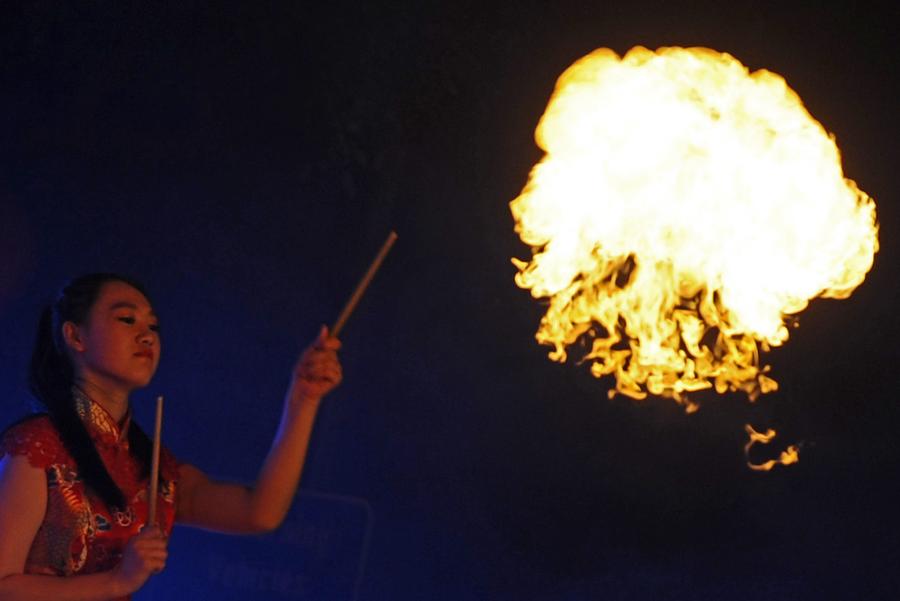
[0,389,178,597]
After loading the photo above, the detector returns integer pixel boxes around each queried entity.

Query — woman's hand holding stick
[288,326,343,408]
[159,232,396,536]
[111,526,168,596]
[245,231,395,528]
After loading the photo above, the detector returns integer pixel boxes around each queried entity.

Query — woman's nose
[138,328,155,345]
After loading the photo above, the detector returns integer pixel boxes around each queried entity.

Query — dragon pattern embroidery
[1,391,178,579]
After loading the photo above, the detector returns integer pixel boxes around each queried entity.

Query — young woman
[0,273,342,600]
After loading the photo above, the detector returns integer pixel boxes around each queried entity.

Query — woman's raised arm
[176,326,342,534]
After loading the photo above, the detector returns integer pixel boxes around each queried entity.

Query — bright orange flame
[511,46,878,410]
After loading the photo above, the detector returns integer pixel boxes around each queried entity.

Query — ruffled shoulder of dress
[0,415,68,469]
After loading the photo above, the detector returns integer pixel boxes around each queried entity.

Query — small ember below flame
[511,46,878,413]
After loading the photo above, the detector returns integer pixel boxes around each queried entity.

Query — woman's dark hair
[28,273,157,510]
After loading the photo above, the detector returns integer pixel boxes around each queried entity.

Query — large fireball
[511,46,878,410]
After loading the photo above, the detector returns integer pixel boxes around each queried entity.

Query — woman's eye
[117,316,159,332]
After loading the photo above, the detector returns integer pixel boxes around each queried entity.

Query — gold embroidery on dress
[72,388,130,444]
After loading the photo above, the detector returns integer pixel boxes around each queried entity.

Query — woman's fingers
[297,365,338,381]
[315,326,341,350]
[134,540,168,554]
[322,338,341,351]
[132,528,169,560]
[133,531,167,546]
[297,348,341,378]
[289,328,344,402]
[136,543,168,573]
[300,362,341,380]
[113,526,171,593]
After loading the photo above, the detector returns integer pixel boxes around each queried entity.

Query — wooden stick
[147,395,163,528]
[331,231,398,338]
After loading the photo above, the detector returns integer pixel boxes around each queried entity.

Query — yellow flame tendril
[744,424,800,471]
[511,46,878,408]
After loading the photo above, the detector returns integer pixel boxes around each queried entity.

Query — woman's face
[67,280,161,393]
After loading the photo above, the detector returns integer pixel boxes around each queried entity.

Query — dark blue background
[2,2,898,599]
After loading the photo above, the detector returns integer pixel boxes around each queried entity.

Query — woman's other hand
[110,526,168,595]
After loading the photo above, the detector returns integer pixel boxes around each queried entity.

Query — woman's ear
[61,321,85,353]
